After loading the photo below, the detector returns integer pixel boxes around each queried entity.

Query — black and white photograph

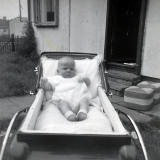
[0,0,160,160]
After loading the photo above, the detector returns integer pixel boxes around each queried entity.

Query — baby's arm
[78,75,91,87]
[40,78,55,91]
[40,78,48,90]
[40,78,54,102]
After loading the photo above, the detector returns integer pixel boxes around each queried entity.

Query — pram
[0,52,148,160]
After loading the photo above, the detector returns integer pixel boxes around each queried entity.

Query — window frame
[33,0,59,27]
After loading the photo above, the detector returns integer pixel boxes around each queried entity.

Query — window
[34,0,59,27]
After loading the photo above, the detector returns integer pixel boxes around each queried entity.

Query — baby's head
[57,56,76,78]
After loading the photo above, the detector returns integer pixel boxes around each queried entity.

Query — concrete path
[0,95,35,131]
[0,95,35,120]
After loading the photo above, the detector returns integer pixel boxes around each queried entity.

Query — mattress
[35,99,113,134]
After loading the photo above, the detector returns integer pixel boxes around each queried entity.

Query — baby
[40,56,91,121]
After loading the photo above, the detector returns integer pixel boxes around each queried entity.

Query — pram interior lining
[19,53,128,136]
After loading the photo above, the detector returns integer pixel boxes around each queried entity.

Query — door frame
[104,0,148,74]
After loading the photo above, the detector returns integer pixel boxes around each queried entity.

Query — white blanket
[35,100,113,134]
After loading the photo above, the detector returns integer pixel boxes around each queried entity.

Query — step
[107,62,137,73]
[108,76,139,86]
[107,69,141,81]
[108,77,133,85]
[108,81,130,97]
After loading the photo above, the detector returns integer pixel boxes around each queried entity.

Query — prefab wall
[29,0,107,56]
[141,0,160,79]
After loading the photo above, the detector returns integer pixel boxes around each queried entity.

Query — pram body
[0,52,148,160]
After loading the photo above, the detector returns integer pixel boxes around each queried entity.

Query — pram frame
[0,52,148,160]
[0,108,148,160]
[17,52,130,140]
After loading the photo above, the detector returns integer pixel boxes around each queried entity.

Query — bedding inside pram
[19,53,128,136]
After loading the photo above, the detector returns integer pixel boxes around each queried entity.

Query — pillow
[41,55,102,98]
[41,57,58,77]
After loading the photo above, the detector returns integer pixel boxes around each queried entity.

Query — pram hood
[41,53,103,98]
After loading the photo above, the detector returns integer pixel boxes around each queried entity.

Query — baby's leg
[77,97,89,121]
[58,100,77,121]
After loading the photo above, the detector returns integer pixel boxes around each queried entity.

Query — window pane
[46,0,54,21]
[34,0,41,22]
[47,12,54,21]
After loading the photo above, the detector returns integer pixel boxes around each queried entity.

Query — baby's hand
[40,78,48,89]
[78,76,83,83]
[83,77,91,87]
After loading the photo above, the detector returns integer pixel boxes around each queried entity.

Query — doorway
[105,0,147,73]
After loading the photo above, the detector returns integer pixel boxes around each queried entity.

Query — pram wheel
[118,145,137,160]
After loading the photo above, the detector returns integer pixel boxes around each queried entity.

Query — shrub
[0,53,37,97]
[0,22,39,97]
[17,22,39,62]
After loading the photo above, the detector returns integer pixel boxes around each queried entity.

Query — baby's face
[57,58,76,78]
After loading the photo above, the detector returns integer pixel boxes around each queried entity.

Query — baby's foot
[67,114,77,121]
[65,111,77,121]
[77,110,87,121]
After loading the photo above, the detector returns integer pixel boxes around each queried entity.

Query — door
[105,0,146,69]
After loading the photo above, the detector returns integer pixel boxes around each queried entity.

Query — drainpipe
[69,0,71,52]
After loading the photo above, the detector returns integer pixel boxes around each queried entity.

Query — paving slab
[109,95,160,123]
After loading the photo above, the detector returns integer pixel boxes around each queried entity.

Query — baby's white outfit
[47,75,91,111]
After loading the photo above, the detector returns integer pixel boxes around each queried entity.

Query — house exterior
[27,0,160,80]
[0,17,9,36]
[9,17,28,37]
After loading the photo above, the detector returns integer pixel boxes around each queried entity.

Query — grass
[137,117,160,160]
[0,52,38,97]
[120,114,160,160]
